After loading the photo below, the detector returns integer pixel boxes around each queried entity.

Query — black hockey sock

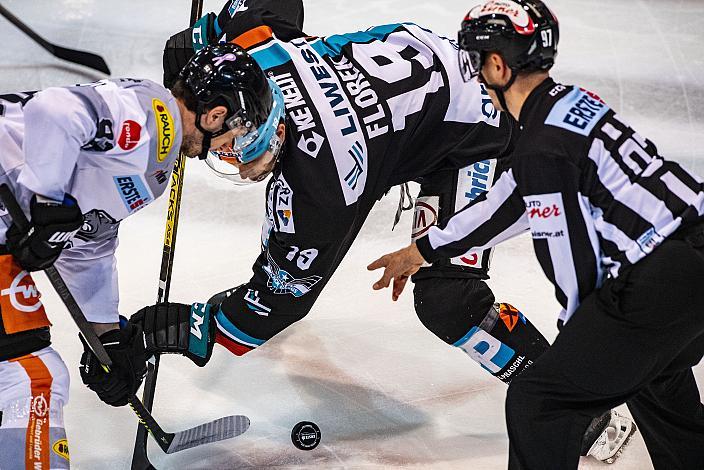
[454,303,551,384]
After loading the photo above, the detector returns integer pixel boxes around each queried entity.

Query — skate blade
[603,421,638,464]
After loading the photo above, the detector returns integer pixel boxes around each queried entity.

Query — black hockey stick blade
[0,3,110,74]
[49,43,110,75]
[165,415,251,454]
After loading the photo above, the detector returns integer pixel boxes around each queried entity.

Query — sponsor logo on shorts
[412,197,439,240]
[75,209,119,243]
[152,98,175,162]
[1,270,42,313]
[52,438,70,461]
[32,393,49,417]
[117,120,141,150]
[29,392,50,466]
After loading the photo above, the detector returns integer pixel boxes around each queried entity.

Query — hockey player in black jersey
[146,3,549,371]
[370,1,704,468]
[95,0,629,464]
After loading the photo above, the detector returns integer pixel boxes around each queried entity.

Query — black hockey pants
[505,232,704,470]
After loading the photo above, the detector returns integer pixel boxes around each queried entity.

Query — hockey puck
[291,421,321,450]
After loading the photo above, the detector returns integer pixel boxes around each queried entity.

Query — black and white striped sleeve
[416,168,528,262]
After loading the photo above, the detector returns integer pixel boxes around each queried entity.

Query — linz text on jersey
[297,41,358,136]
[563,94,605,130]
[116,176,145,210]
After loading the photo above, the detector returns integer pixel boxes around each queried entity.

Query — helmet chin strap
[480,68,518,121]
[194,106,217,160]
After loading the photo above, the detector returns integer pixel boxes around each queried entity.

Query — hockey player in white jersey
[0,74,256,468]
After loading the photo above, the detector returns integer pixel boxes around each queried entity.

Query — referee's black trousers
[505,236,704,470]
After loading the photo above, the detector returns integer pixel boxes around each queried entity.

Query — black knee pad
[415,277,551,384]
[414,277,495,344]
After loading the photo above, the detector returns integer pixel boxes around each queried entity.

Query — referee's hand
[368,243,426,301]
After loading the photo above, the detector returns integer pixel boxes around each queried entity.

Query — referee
[368,1,704,468]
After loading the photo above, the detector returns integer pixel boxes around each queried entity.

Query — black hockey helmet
[458,0,559,82]
[178,43,274,158]
[179,42,272,129]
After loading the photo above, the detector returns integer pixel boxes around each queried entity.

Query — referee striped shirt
[416,78,704,323]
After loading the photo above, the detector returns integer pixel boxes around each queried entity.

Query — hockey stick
[132,1,207,468]
[0,184,250,455]
[0,3,110,74]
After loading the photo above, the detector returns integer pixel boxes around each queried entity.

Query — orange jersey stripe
[232,25,274,50]
[11,353,53,470]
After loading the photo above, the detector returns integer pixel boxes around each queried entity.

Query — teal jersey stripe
[310,23,405,57]
[251,23,409,70]
[252,42,292,71]
[215,308,266,346]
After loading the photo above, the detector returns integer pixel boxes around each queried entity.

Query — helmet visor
[204,148,267,186]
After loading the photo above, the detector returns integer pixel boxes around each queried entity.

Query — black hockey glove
[130,302,216,367]
[6,194,83,272]
[163,12,218,88]
[79,322,148,407]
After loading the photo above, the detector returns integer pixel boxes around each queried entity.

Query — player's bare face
[480,62,503,112]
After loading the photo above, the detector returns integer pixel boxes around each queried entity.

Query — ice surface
[1,0,703,468]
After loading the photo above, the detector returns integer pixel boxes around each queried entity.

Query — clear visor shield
[203,123,255,185]
[204,79,285,185]
[224,114,260,157]
[458,49,482,82]
[204,150,256,185]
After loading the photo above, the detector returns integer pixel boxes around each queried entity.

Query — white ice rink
[2,0,704,468]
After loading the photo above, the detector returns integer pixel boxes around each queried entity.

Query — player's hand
[163,13,218,88]
[79,322,147,407]
[130,302,216,367]
[367,243,426,301]
[6,194,83,271]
